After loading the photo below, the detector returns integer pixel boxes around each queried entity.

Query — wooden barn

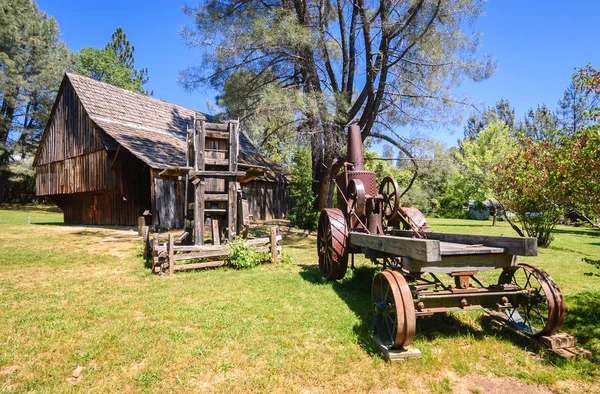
[33,73,289,228]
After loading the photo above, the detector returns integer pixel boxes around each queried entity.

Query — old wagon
[317,126,565,349]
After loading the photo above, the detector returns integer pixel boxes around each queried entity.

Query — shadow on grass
[299,265,514,355]
[562,291,600,363]
[552,227,600,237]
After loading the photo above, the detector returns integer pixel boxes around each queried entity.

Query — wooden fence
[144,226,281,276]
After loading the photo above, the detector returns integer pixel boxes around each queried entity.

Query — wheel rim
[317,209,348,280]
[379,177,400,221]
[498,264,564,336]
[372,270,415,348]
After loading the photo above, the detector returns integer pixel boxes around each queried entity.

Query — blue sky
[38,0,600,147]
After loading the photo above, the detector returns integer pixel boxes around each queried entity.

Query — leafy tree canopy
[74,27,150,94]
[181,0,495,210]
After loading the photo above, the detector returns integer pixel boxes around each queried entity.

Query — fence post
[168,233,175,277]
[270,226,278,264]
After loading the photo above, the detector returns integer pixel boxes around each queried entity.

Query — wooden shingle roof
[65,73,287,183]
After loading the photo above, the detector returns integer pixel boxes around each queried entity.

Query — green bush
[226,237,271,269]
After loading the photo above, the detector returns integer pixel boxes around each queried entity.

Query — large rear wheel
[317,208,349,280]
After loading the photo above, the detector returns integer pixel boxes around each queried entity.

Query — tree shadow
[299,264,505,355]
[562,291,600,363]
[552,227,599,237]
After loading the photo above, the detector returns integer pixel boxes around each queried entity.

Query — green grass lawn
[0,208,599,393]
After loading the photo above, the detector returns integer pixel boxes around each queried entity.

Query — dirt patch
[452,373,553,394]
[0,365,19,375]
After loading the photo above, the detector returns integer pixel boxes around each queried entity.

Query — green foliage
[74,27,149,94]
[0,0,74,202]
[288,146,319,230]
[464,99,516,140]
[516,105,560,142]
[226,237,271,269]
[216,69,299,166]
[454,122,518,223]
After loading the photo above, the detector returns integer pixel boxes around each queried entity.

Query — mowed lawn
[0,207,599,393]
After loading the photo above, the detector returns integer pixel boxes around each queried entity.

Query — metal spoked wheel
[498,263,565,337]
[379,177,400,224]
[317,208,349,280]
[347,179,366,217]
[372,270,416,349]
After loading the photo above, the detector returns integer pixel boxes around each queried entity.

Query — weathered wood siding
[36,150,119,196]
[243,181,288,220]
[36,79,105,166]
[51,192,140,225]
[151,170,184,229]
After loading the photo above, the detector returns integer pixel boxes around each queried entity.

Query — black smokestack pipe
[347,125,365,171]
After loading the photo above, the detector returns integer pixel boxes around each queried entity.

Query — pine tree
[74,27,149,94]
[0,0,74,202]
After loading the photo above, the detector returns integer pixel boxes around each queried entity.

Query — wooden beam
[110,145,121,168]
[270,226,278,264]
[168,233,175,277]
[402,254,516,274]
[189,170,246,178]
[211,218,220,246]
[194,180,205,245]
[229,121,239,172]
[174,260,227,271]
[349,233,441,262]
[391,231,538,256]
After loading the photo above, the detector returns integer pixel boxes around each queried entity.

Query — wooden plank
[168,233,174,277]
[439,242,504,256]
[174,250,227,261]
[194,180,205,245]
[151,233,159,273]
[372,335,422,362]
[229,121,239,172]
[211,218,220,246]
[562,347,592,360]
[540,334,578,350]
[197,119,205,171]
[204,158,229,166]
[204,130,229,139]
[173,236,279,252]
[177,232,189,243]
[350,233,441,262]
[142,226,150,260]
[392,230,537,256]
[403,254,516,274]
[205,194,229,202]
[174,260,227,271]
[228,179,237,242]
[158,166,192,177]
[205,208,227,214]
[205,122,229,131]
[189,170,246,177]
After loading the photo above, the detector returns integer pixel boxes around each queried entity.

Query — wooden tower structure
[159,117,246,245]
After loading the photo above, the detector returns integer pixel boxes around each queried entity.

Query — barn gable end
[34,73,289,227]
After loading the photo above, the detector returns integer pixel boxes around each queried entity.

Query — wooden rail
[148,226,281,275]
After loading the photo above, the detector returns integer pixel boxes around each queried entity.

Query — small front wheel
[498,263,565,336]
